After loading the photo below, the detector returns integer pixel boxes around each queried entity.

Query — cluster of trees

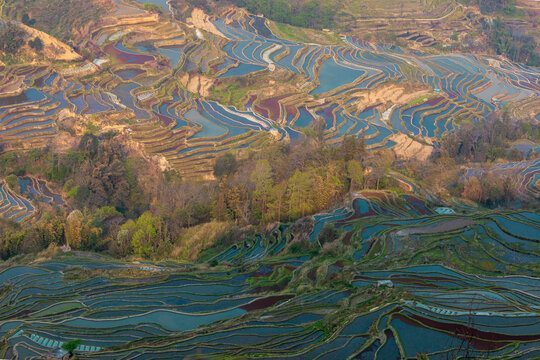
[0,24,26,55]
[21,13,36,26]
[487,18,539,66]
[0,126,401,260]
[0,130,222,259]
[213,145,362,224]
[3,0,108,42]
[458,1,538,66]
[460,0,516,15]
[432,112,539,207]
[435,111,537,164]
[3,110,535,260]
[28,37,43,51]
[61,133,147,217]
[0,23,43,56]
[461,174,516,207]
[230,0,338,29]
[143,3,163,14]
[0,204,154,260]
[0,132,151,259]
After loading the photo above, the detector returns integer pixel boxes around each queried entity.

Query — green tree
[5,174,20,193]
[62,339,81,354]
[250,159,274,221]
[122,212,168,257]
[28,37,43,51]
[34,215,65,249]
[65,210,102,250]
[22,13,30,24]
[213,153,238,178]
[287,169,314,218]
[346,159,363,193]
[318,223,339,245]
[78,133,99,158]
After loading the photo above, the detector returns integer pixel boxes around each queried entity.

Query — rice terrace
[0,0,539,359]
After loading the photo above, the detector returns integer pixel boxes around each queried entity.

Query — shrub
[62,339,81,354]
[213,153,238,178]
[28,37,44,51]
[318,223,339,245]
[5,174,20,193]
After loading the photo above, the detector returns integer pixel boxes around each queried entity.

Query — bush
[289,242,303,254]
[68,185,91,203]
[144,3,162,13]
[213,153,238,178]
[5,174,20,193]
[28,37,43,51]
[318,223,339,245]
[62,339,81,353]
[21,13,36,25]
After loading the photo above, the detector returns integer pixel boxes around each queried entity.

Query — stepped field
[1,190,539,359]
[0,2,539,357]
[0,1,538,178]
[0,176,63,223]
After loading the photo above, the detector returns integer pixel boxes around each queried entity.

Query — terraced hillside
[1,190,538,359]
[0,176,63,224]
[462,158,540,200]
[0,179,35,223]
[1,0,111,42]
[0,1,538,359]
[0,1,538,178]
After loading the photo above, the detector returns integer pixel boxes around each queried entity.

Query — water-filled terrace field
[2,2,538,177]
[0,180,36,223]
[1,190,539,359]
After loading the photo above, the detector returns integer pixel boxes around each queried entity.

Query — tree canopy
[0,24,26,55]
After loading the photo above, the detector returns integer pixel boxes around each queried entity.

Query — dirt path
[352,5,460,23]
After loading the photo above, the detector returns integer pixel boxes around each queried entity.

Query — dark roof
[47,347,69,358]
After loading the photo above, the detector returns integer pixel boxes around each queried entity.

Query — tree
[341,135,365,162]
[318,223,339,246]
[0,220,26,260]
[34,215,65,249]
[346,159,363,194]
[462,176,483,203]
[250,159,274,221]
[5,174,20,193]
[62,339,81,354]
[302,116,326,145]
[64,210,101,250]
[21,13,36,26]
[28,37,43,51]
[213,153,238,178]
[78,133,99,158]
[267,181,287,222]
[122,212,169,258]
[287,169,314,218]
[65,210,84,248]
[22,13,30,24]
